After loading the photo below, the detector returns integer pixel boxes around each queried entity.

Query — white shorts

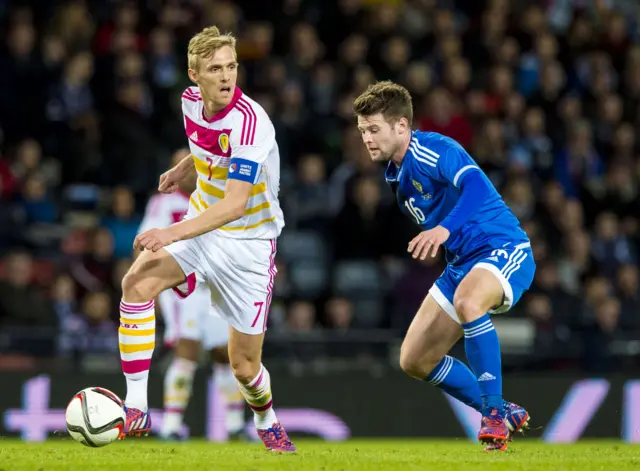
[165,230,277,335]
[158,284,229,351]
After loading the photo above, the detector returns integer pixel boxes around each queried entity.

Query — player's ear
[188,68,198,84]
[398,117,410,134]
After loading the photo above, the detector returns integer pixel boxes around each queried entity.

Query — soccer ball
[66,387,126,447]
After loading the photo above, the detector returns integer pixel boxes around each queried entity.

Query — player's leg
[205,313,246,439]
[407,266,530,451]
[399,293,484,411]
[161,338,200,439]
[160,283,212,439]
[454,244,536,448]
[120,238,205,438]
[119,248,186,436]
[206,235,294,452]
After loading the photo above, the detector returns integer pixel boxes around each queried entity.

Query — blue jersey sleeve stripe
[412,140,440,159]
[452,165,479,187]
[410,142,438,165]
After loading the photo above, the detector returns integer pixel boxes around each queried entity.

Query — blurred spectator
[333,175,387,261]
[286,154,333,232]
[0,251,55,327]
[102,186,141,258]
[20,173,58,224]
[69,227,115,299]
[616,264,640,330]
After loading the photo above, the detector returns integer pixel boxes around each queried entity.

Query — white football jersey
[138,191,191,233]
[181,86,284,240]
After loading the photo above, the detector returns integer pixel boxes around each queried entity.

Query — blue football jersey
[385,130,529,262]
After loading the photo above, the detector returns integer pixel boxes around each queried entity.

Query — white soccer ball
[66,387,126,447]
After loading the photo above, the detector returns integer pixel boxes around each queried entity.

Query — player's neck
[202,99,226,119]
[392,132,412,166]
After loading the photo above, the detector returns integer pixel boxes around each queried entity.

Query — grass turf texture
[0,439,638,470]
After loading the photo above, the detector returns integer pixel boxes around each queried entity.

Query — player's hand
[408,226,450,260]
[158,167,185,194]
[133,227,178,252]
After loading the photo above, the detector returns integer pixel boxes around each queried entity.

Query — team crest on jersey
[412,179,423,193]
[219,133,229,153]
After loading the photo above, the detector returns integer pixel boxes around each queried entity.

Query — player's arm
[437,147,487,234]
[169,178,252,240]
[408,144,485,259]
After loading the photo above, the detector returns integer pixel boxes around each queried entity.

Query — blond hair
[188,26,237,70]
[353,81,413,126]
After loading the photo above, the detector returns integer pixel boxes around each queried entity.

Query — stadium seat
[332,260,385,297]
[277,230,329,263]
[288,260,328,298]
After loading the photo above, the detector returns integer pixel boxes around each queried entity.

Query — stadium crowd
[1,0,640,372]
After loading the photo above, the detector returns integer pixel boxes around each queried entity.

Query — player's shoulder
[181,86,201,104]
[412,130,464,156]
[229,90,274,146]
[181,86,202,120]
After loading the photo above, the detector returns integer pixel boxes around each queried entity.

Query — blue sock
[462,314,503,416]
[425,355,482,411]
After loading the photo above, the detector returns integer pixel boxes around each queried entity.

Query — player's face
[357,113,402,162]
[190,45,238,110]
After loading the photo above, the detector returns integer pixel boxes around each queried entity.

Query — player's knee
[121,269,154,302]
[453,295,485,323]
[231,359,260,385]
[399,347,438,379]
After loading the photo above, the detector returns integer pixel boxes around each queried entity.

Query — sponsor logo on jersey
[190,131,198,142]
[229,163,237,173]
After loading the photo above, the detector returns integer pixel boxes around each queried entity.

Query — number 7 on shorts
[251,301,265,328]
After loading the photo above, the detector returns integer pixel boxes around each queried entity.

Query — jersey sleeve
[137,195,170,234]
[412,139,480,188]
[435,145,481,188]
[227,107,275,185]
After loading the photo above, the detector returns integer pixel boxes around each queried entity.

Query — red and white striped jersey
[181,86,284,240]
[138,190,191,234]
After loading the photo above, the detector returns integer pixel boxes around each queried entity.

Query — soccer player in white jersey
[137,148,246,441]
[117,26,294,452]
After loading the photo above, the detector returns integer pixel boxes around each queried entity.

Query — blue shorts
[429,242,536,324]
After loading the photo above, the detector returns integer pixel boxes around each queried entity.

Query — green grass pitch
[0,439,639,470]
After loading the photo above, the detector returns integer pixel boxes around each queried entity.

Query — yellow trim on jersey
[190,195,201,212]
[198,179,225,198]
[219,216,276,231]
[244,201,271,215]
[193,157,228,180]
[119,341,155,353]
[196,193,269,216]
[198,193,209,209]
[198,179,267,199]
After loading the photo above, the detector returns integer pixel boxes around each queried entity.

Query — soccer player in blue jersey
[353,81,535,451]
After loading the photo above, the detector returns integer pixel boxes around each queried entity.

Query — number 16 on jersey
[405,197,425,224]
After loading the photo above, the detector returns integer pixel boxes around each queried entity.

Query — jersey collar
[201,86,243,123]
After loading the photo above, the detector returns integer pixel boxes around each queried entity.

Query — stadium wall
[2,372,638,442]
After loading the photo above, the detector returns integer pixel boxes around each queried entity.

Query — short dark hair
[353,81,413,126]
